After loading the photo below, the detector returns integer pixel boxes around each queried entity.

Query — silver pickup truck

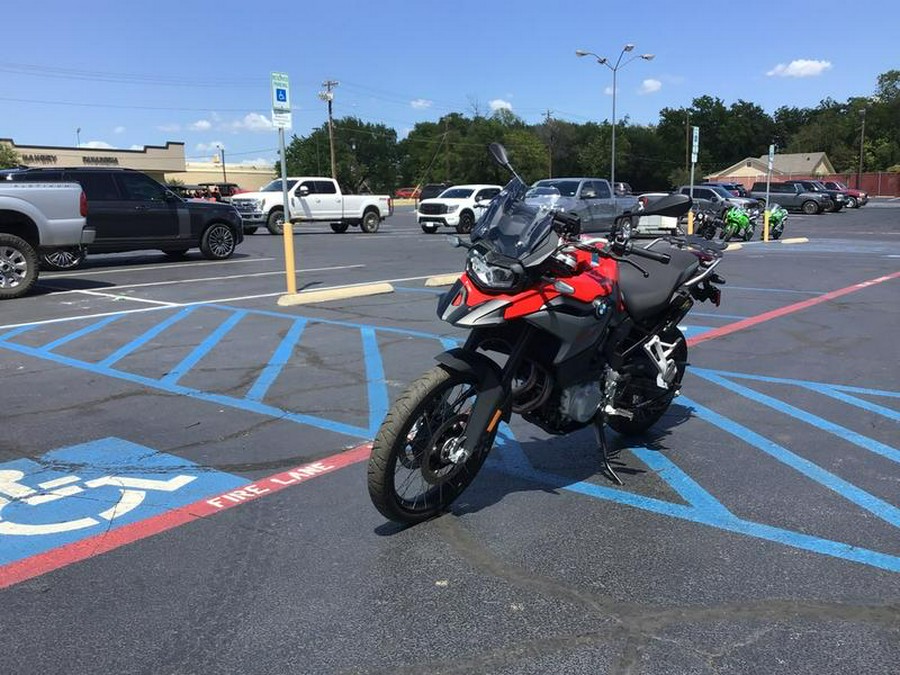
[0,182,93,299]
[527,177,639,234]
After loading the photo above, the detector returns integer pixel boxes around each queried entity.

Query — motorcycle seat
[617,248,700,321]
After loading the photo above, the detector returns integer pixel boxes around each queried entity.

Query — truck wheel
[360,209,380,233]
[330,222,349,233]
[40,247,86,271]
[200,223,236,260]
[802,200,820,215]
[455,211,475,234]
[267,209,285,235]
[421,223,438,234]
[0,233,39,300]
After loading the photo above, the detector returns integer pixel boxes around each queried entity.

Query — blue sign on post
[276,88,287,103]
[0,437,248,566]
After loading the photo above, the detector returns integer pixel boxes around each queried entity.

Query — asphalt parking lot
[1,202,898,674]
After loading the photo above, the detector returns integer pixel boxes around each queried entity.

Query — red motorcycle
[368,144,726,524]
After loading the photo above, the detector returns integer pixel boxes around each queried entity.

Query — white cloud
[81,140,115,149]
[489,99,513,112]
[766,59,832,78]
[639,78,662,94]
[129,145,143,150]
[190,119,212,131]
[195,141,225,152]
[220,112,274,133]
[236,157,274,167]
[113,126,126,134]
[410,98,432,110]
[604,86,618,96]
[157,123,181,132]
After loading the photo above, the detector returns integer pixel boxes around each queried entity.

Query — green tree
[0,143,20,169]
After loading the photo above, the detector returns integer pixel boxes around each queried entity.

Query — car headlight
[446,205,459,213]
[467,249,519,290]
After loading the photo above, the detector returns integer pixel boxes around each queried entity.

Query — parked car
[417,184,502,234]
[418,183,453,202]
[677,185,757,214]
[198,182,247,202]
[1,167,244,269]
[822,181,867,208]
[749,181,832,214]
[0,180,92,298]
[786,180,845,212]
[394,186,421,199]
[527,177,639,234]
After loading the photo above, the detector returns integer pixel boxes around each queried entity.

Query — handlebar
[623,241,671,264]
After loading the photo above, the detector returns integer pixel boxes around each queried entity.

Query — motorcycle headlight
[467,249,519,290]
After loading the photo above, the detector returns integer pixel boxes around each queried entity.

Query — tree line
[282,70,899,195]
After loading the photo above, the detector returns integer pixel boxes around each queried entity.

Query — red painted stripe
[687,271,900,347]
[0,443,371,590]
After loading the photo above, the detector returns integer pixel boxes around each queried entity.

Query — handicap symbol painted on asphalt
[0,437,248,566]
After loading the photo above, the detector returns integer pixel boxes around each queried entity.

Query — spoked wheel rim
[42,248,84,270]
[392,379,479,514]
[207,225,235,258]
[0,246,28,289]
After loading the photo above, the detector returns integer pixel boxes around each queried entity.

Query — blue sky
[2,0,896,167]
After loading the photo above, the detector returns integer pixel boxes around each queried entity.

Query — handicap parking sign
[276,88,287,103]
[0,438,248,566]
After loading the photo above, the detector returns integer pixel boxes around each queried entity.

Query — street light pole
[857,108,866,189]
[219,146,227,183]
[576,45,654,194]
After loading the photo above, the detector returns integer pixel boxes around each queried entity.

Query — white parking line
[42,257,277,278]
[41,264,366,294]
[67,290,181,306]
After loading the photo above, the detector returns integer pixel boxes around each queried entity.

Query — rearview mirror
[489,142,510,167]
[298,185,309,197]
[637,193,692,218]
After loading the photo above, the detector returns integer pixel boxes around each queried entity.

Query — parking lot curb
[277,283,395,306]
[780,237,810,245]
[424,274,460,287]
[725,243,743,251]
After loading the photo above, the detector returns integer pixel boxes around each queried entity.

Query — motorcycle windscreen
[470,177,554,260]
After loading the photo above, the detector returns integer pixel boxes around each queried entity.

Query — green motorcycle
[763,204,787,240]
[722,205,756,242]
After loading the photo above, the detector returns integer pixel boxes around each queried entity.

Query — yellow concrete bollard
[687,210,694,236]
[282,217,297,294]
[763,211,770,243]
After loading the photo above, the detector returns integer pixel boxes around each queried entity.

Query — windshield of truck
[438,188,474,199]
[531,179,580,197]
[260,180,299,192]
[470,178,555,259]
[709,186,734,198]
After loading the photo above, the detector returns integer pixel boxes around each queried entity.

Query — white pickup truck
[230,177,393,235]
[0,181,93,299]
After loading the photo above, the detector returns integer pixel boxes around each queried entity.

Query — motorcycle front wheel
[367,365,497,524]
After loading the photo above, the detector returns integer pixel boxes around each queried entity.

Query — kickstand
[593,416,623,486]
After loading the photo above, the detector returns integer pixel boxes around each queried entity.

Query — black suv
[0,167,244,270]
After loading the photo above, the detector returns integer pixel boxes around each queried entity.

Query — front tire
[200,223,236,260]
[367,365,496,524]
[267,209,285,235]
[845,196,858,209]
[608,328,687,437]
[330,222,349,233]
[0,233,39,300]
[40,247,85,271]
[455,210,475,235]
[802,200,820,215]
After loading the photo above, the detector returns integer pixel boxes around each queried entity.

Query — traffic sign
[271,72,291,114]
[768,143,775,170]
[691,152,698,164]
[273,110,292,130]
[692,126,700,155]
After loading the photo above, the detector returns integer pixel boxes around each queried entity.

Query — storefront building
[1,138,186,184]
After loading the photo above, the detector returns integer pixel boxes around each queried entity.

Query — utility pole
[318,79,339,180]
[444,117,450,182]
[544,109,554,178]
[219,146,227,183]
[857,108,866,189]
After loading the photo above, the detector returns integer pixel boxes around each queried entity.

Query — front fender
[435,348,506,455]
